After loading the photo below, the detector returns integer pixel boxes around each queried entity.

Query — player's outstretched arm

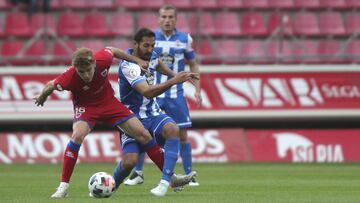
[107,47,148,70]
[156,60,175,77]
[33,80,56,107]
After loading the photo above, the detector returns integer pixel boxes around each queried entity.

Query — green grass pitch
[1,163,360,203]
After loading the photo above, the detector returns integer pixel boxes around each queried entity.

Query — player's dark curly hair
[134,28,155,43]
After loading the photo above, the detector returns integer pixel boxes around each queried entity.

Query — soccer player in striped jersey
[124,4,202,187]
[113,28,198,196]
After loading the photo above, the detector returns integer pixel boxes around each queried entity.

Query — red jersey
[54,48,115,106]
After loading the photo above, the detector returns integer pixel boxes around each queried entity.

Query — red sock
[61,146,79,183]
[145,144,164,171]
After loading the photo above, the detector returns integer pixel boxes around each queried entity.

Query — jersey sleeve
[184,34,196,61]
[53,67,74,91]
[94,48,114,68]
[121,62,146,87]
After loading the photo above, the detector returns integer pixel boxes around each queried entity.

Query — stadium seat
[87,0,114,9]
[345,13,360,35]
[196,40,218,64]
[108,39,132,51]
[239,40,266,64]
[190,12,216,36]
[115,0,141,9]
[57,12,84,37]
[266,40,292,63]
[193,0,218,9]
[319,12,345,36]
[81,40,105,52]
[215,13,242,36]
[30,13,56,35]
[243,0,269,9]
[216,39,240,64]
[138,12,159,31]
[60,0,86,9]
[2,40,24,58]
[268,13,293,35]
[268,0,295,9]
[292,40,320,63]
[346,40,360,63]
[319,0,346,9]
[346,0,360,8]
[241,13,267,36]
[138,0,164,9]
[217,0,244,9]
[25,40,46,59]
[293,12,320,36]
[111,12,134,36]
[83,12,111,37]
[164,0,192,9]
[5,12,32,37]
[318,40,344,63]
[176,13,191,34]
[53,40,77,65]
[294,0,320,9]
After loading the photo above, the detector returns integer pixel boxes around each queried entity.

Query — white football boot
[150,180,169,197]
[123,171,144,186]
[189,177,200,186]
[51,182,69,198]
[170,171,197,191]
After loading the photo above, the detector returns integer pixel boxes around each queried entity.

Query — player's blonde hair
[159,4,177,17]
[72,47,95,69]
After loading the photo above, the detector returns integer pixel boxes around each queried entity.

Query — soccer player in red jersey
[34,47,165,198]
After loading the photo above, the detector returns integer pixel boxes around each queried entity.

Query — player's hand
[173,72,199,84]
[195,91,202,108]
[33,95,47,107]
[136,59,149,72]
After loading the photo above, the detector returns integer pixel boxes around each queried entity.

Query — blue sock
[113,161,132,188]
[162,138,179,182]
[180,143,192,174]
[67,140,81,152]
[135,152,145,171]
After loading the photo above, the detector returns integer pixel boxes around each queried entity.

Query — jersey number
[75,107,86,118]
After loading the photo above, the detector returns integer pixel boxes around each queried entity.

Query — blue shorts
[121,113,175,155]
[156,97,192,129]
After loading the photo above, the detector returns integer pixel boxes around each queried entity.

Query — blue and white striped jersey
[154,29,196,99]
[118,49,162,119]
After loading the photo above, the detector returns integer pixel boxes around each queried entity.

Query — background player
[124,4,202,187]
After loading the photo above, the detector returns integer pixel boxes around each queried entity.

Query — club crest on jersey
[175,40,181,47]
[101,69,108,77]
[83,85,90,91]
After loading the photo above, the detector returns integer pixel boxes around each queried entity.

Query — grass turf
[0,163,360,203]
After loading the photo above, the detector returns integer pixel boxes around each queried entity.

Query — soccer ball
[88,172,116,198]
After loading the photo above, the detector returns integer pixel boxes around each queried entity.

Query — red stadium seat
[215,13,242,36]
[240,40,266,63]
[294,0,320,9]
[266,40,292,63]
[346,40,360,63]
[108,39,132,51]
[176,13,191,34]
[216,39,240,64]
[139,0,164,9]
[2,40,24,57]
[5,13,32,37]
[292,40,319,63]
[83,12,111,37]
[57,12,84,37]
[319,0,346,9]
[217,0,244,9]
[25,40,46,57]
[241,12,267,36]
[164,0,192,9]
[196,40,217,64]
[243,0,269,9]
[115,0,141,9]
[293,12,320,36]
[111,12,134,36]
[319,12,345,36]
[87,0,114,9]
[190,12,216,36]
[193,0,218,9]
[60,0,86,9]
[268,13,293,35]
[268,0,295,9]
[53,40,77,64]
[30,13,55,35]
[81,40,105,52]
[345,13,360,35]
[346,0,360,8]
[318,40,344,63]
[138,12,158,31]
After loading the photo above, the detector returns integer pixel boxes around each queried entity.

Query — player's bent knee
[163,123,180,139]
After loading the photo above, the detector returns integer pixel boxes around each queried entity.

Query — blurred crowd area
[1,0,360,66]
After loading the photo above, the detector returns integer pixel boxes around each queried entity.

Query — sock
[162,138,179,182]
[113,161,132,188]
[135,152,145,172]
[142,139,164,171]
[61,140,81,183]
[180,142,193,174]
